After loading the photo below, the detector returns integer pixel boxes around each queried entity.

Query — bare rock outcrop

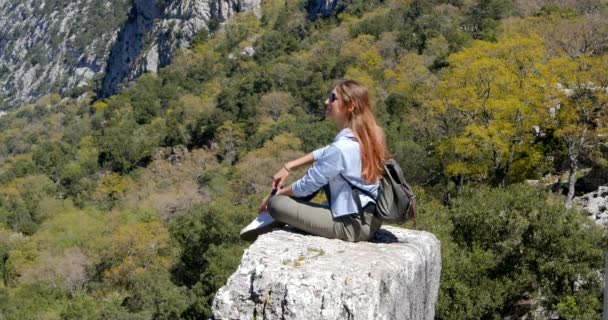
[212,225,441,320]
[575,185,608,227]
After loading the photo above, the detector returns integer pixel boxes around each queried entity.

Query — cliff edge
[211,226,441,320]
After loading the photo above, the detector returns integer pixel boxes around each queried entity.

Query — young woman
[257,79,386,242]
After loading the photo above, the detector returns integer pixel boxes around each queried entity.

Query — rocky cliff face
[100,0,262,97]
[0,0,132,107]
[307,0,345,20]
[0,0,261,109]
[212,226,442,320]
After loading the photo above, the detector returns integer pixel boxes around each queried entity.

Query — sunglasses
[328,92,338,103]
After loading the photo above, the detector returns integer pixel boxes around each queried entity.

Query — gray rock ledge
[211,226,441,320]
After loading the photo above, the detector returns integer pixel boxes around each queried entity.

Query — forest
[0,0,607,319]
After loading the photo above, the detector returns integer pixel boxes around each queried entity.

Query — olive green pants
[267,195,382,242]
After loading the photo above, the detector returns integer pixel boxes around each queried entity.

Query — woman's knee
[267,195,291,219]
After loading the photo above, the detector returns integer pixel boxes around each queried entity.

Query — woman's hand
[271,165,290,190]
[259,195,270,212]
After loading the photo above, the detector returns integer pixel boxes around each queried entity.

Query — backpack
[340,159,417,226]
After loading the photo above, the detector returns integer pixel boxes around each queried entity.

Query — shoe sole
[239,221,285,242]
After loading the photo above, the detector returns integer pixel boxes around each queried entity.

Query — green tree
[97,118,164,172]
[462,0,512,41]
[32,141,73,182]
[424,183,606,319]
[121,271,190,319]
[60,294,98,320]
[253,30,299,64]
[170,200,249,318]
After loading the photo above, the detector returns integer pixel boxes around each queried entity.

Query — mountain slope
[0,0,261,109]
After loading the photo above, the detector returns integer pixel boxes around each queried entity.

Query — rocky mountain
[0,0,130,107]
[100,0,262,98]
[0,0,262,109]
[212,226,441,319]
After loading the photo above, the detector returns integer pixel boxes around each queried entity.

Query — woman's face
[325,88,350,127]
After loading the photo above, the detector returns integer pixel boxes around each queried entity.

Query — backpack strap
[339,173,375,225]
[339,173,376,199]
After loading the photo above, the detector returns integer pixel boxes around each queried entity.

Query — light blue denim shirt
[291,128,379,218]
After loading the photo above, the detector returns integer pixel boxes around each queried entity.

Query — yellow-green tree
[214,120,246,165]
[428,34,558,187]
[94,173,133,209]
[549,54,608,207]
[103,220,172,289]
[236,133,304,196]
[340,34,384,77]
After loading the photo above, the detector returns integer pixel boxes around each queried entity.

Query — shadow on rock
[371,228,399,243]
[278,226,400,243]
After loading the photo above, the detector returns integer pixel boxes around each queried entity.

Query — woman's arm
[261,145,341,210]
[272,152,314,190]
[259,152,314,211]
[285,152,314,171]
[290,144,343,197]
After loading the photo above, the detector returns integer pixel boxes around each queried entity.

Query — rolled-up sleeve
[291,144,344,197]
[312,145,329,161]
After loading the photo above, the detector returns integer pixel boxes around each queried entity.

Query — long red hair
[334,79,386,182]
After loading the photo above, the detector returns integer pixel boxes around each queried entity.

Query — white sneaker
[239,211,285,241]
